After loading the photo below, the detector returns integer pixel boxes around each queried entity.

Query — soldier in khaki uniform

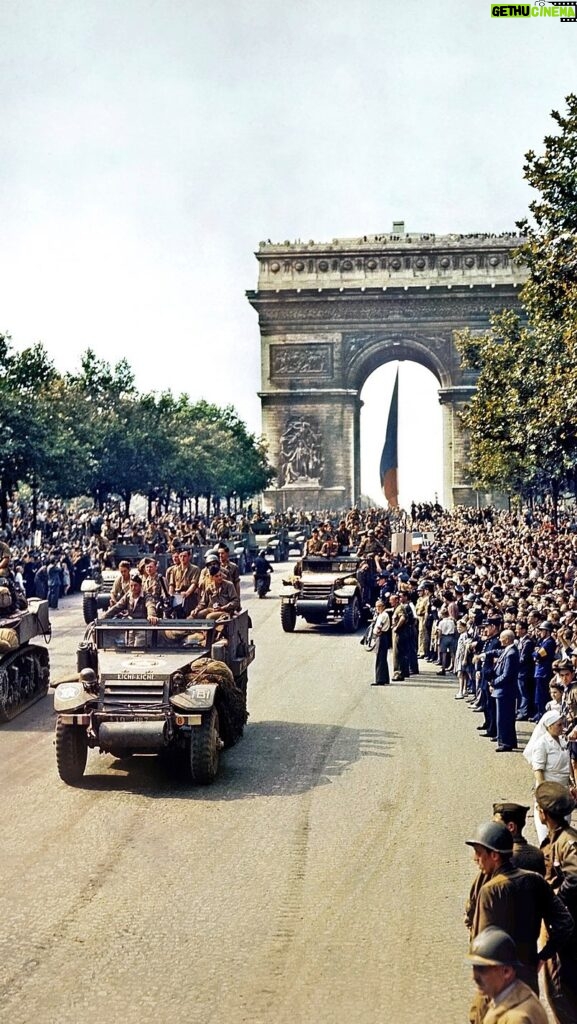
[109,560,132,605]
[536,782,577,1023]
[467,927,548,1024]
[168,548,200,617]
[195,564,240,620]
[217,542,240,598]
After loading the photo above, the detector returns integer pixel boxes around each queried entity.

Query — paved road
[0,567,540,1024]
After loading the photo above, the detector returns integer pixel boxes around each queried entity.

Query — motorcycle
[254,573,271,598]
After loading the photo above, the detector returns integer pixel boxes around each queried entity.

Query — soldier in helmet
[464,821,573,1023]
[467,927,548,1024]
[535,782,577,1023]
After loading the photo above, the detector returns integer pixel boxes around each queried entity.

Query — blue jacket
[492,644,520,699]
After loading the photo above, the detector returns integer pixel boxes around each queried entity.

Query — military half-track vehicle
[0,598,51,722]
[53,609,255,785]
[280,555,366,633]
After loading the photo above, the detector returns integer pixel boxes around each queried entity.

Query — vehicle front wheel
[82,594,98,625]
[55,719,88,785]
[189,708,221,784]
[343,597,361,633]
[280,603,296,632]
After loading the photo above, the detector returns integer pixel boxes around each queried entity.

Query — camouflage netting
[185,657,247,748]
[0,628,18,653]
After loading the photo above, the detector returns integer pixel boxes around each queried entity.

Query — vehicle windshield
[302,558,359,574]
[95,620,214,652]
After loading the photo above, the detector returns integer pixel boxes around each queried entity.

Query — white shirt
[530,732,571,785]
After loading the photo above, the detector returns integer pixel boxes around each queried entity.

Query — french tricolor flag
[379,368,399,508]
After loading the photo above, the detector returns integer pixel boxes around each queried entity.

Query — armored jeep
[54,609,255,785]
[280,555,366,633]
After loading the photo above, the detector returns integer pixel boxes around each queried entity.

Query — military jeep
[54,610,255,785]
[280,555,366,633]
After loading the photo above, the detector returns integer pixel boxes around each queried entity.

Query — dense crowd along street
[2,497,577,1021]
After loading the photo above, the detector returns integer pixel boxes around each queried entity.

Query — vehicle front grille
[100,678,166,709]
[300,583,333,600]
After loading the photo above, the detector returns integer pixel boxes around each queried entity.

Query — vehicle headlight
[58,683,85,701]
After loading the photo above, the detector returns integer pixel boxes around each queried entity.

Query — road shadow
[0,694,55,734]
[74,720,397,799]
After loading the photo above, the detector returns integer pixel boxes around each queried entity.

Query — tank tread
[0,644,50,723]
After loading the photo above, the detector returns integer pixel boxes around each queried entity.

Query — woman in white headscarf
[523,708,574,843]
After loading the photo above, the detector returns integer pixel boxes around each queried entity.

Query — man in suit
[491,630,520,752]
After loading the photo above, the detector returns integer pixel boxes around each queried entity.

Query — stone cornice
[253,235,528,292]
[248,284,525,331]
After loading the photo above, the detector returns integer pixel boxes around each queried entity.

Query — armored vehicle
[280,555,366,633]
[0,598,51,722]
[54,610,255,785]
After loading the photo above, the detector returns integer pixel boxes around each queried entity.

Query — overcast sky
[1,0,575,506]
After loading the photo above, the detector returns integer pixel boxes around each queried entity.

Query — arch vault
[247,229,527,510]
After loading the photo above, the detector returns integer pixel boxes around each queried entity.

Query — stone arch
[247,230,527,509]
[344,332,452,392]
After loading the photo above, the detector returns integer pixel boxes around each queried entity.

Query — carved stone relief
[279,416,324,486]
[270,343,333,379]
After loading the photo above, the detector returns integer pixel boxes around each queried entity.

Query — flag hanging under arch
[379,369,399,507]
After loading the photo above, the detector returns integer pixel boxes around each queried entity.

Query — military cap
[535,782,576,818]
[481,616,502,627]
[466,927,522,968]
[492,801,530,817]
[465,821,513,853]
[130,573,142,585]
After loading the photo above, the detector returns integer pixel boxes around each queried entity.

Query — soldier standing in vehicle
[168,548,200,617]
[217,542,240,598]
[109,560,132,605]
[195,564,240,620]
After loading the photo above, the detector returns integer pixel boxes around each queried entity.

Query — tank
[0,598,51,722]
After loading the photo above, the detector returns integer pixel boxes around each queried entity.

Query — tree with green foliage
[456,94,577,510]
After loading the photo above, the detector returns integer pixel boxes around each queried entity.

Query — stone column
[438,387,477,508]
[260,389,359,512]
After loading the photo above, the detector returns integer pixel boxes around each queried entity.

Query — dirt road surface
[0,568,541,1024]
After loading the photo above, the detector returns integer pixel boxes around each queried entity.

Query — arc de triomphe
[247,228,527,510]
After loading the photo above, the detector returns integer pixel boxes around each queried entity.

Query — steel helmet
[467,927,522,968]
[204,552,219,565]
[464,822,513,854]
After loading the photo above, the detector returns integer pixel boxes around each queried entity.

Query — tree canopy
[456,93,577,507]
[0,339,274,524]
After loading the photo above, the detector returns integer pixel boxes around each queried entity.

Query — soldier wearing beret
[536,782,577,1023]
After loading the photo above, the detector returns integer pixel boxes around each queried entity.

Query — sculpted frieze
[258,293,521,326]
[270,343,333,378]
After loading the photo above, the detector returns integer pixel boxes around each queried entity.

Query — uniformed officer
[109,560,132,605]
[536,781,577,1023]
[464,820,573,1019]
[467,927,548,1024]
[168,548,200,617]
[492,802,545,875]
[195,564,240,620]
[217,542,240,598]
